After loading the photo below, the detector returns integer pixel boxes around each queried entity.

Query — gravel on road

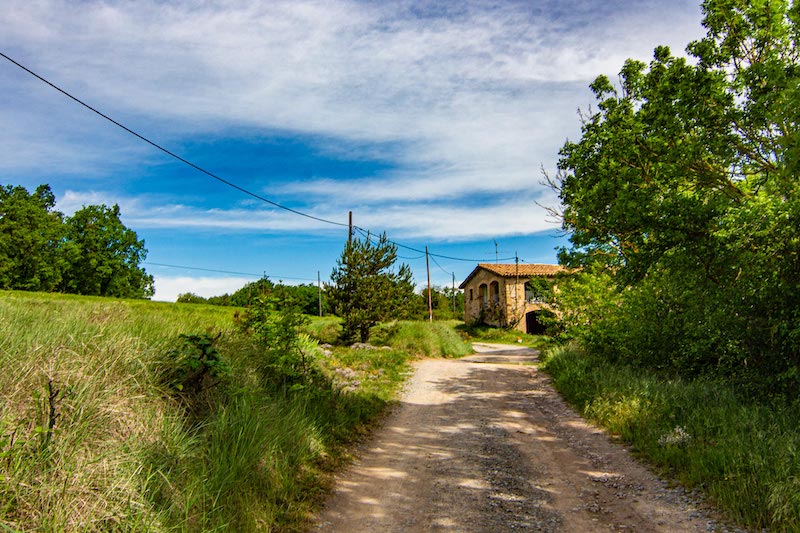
[314,343,734,532]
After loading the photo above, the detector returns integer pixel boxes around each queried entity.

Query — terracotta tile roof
[459,263,567,288]
[477,263,567,277]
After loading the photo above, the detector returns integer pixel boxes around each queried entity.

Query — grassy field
[455,322,551,350]
[542,343,800,531]
[0,291,469,531]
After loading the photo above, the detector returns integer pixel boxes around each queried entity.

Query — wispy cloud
[58,187,558,240]
[2,0,704,199]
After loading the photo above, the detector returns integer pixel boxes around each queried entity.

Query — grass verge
[456,323,550,350]
[371,320,472,358]
[541,343,800,531]
[0,291,411,531]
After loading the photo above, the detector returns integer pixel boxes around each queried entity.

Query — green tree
[417,285,465,321]
[551,0,800,396]
[177,292,208,304]
[60,204,154,298]
[0,184,66,291]
[230,277,274,307]
[237,291,312,388]
[328,233,415,343]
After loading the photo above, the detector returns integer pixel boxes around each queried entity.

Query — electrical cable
[0,51,349,229]
[429,254,453,277]
[2,51,524,266]
[353,226,510,263]
[143,261,319,282]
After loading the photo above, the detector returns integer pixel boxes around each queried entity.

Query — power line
[353,226,512,263]
[0,51,349,229]
[429,254,453,277]
[2,51,523,266]
[144,262,319,282]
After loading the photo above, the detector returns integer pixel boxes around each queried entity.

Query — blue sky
[1,0,705,301]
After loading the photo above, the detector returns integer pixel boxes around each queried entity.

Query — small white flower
[658,426,692,447]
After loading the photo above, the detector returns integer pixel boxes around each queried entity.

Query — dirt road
[314,343,726,532]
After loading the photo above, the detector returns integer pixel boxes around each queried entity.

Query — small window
[479,284,488,306]
[469,289,473,301]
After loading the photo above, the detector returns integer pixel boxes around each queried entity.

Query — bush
[156,333,230,419]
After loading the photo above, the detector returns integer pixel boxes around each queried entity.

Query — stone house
[459,263,567,334]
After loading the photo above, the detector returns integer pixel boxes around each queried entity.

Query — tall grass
[456,323,551,350]
[542,344,800,531]
[0,291,412,531]
[371,320,472,358]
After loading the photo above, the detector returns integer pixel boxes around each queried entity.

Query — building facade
[459,263,566,334]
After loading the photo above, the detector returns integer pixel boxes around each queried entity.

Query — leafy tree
[229,277,275,307]
[177,292,208,304]
[0,184,66,291]
[416,285,465,321]
[236,291,312,388]
[550,0,800,397]
[328,233,415,343]
[60,204,154,298]
[280,283,329,316]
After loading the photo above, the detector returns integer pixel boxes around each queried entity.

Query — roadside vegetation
[539,1,800,530]
[542,344,800,530]
[0,290,465,531]
[456,323,550,351]
[372,320,471,358]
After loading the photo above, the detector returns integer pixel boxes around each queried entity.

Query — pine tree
[329,233,415,343]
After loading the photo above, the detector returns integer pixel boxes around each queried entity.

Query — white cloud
[3,0,705,246]
[57,186,560,240]
[1,0,704,185]
[152,275,252,302]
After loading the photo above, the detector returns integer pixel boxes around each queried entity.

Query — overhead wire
[1,51,520,266]
[143,261,320,282]
[353,227,509,263]
[0,51,349,229]
[429,254,453,277]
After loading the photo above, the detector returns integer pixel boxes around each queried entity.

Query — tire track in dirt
[313,344,730,532]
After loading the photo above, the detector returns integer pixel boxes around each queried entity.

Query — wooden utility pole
[317,271,322,317]
[348,211,353,244]
[452,272,456,315]
[515,253,520,312]
[426,246,433,323]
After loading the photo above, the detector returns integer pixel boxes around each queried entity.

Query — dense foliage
[178,277,331,315]
[551,0,800,399]
[0,184,153,298]
[328,233,416,343]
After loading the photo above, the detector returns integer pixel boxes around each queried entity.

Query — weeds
[456,323,550,350]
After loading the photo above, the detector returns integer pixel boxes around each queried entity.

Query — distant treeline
[178,278,329,316]
[178,277,465,320]
[0,184,153,298]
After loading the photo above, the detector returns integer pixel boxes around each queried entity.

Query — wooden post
[426,246,433,323]
[348,211,353,244]
[317,270,322,317]
[452,272,456,315]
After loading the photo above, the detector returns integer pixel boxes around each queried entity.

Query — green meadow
[0,291,470,531]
